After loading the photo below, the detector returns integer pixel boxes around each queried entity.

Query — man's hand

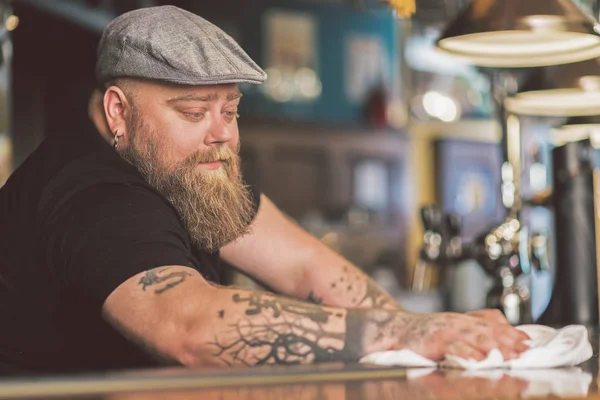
[392,311,530,361]
[466,309,512,325]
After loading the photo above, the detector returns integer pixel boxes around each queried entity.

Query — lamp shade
[505,58,600,116]
[437,0,600,68]
[551,124,600,147]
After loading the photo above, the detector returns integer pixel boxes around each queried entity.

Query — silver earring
[113,130,119,150]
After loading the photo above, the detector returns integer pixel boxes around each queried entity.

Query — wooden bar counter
[0,328,598,400]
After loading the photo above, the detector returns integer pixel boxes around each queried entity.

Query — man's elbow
[173,333,222,368]
[167,309,226,368]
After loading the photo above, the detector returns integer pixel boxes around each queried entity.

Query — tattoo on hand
[210,292,357,366]
[138,267,192,295]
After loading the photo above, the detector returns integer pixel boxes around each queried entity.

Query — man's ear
[103,85,131,141]
[88,89,112,140]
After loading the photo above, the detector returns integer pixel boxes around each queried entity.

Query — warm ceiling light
[505,58,600,116]
[385,0,415,19]
[5,15,18,32]
[437,0,600,67]
[550,124,600,148]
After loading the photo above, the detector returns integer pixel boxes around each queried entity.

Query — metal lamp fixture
[551,123,600,147]
[435,0,600,215]
[505,58,600,116]
[436,0,600,68]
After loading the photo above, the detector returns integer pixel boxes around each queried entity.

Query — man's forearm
[183,286,408,367]
[299,252,403,311]
[106,266,530,370]
[220,196,402,311]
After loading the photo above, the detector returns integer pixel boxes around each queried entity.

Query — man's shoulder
[52,149,147,190]
[39,148,165,219]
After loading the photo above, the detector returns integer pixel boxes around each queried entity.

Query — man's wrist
[344,308,415,359]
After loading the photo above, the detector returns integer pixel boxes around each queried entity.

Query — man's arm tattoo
[208,292,384,366]
[328,266,400,309]
[356,279,398,309]
[138,267,192,295]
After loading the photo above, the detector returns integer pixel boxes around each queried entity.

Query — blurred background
[2,0,599,323]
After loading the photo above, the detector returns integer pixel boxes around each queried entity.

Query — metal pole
[490,69,521,218]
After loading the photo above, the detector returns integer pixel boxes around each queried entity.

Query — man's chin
[197,167,228,180]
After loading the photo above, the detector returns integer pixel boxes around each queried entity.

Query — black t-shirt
[0,123,259,375]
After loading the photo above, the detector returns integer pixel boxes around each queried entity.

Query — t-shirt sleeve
[41,183,199,310]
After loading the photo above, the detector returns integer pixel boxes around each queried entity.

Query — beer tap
[413,206,549,324]
[412,206,444,292]
[470,218,532,324]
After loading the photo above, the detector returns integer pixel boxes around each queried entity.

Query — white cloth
[359,324,593,370]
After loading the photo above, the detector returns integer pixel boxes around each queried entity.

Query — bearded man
[0,6,528,375]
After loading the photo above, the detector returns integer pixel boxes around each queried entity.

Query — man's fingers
[469,310,530,342]
[460,315,530,360]
[498,345,519,360]
[466,332,521,360]
[468,309,509,325]
[467,333,498,356]
[464,333,527,361]
[487,327,530,359]
[447,342,487,361]
[405,312,531,364]
[489,322,529,343]
[515,340,530,352]
[515,329,531,341]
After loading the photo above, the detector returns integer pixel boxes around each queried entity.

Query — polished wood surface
[0,329,597,400]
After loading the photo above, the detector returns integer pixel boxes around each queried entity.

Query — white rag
[359,324,593,370]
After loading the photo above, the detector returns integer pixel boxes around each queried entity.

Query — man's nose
[204,113,234,145]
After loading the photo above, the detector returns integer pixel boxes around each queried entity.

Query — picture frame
[435,139,505,240]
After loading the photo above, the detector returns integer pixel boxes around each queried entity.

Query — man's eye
[184,112,205,119]
[224,111,239,118]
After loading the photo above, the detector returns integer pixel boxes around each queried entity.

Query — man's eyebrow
[166,92,243,104]
[227,92,243,101]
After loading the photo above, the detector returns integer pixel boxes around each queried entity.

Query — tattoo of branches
[210,316,346,365]
[138,267,192,295]
[211,292,351,365]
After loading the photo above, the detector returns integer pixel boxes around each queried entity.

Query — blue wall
[237,1,399,126]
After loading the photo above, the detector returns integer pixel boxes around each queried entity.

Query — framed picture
[261,9,320,103]
[352,157,391,212]
[435,139,505,240]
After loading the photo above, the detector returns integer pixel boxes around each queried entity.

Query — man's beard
[119,112,254,253]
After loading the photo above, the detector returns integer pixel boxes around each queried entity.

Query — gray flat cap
[96,5,267,86]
